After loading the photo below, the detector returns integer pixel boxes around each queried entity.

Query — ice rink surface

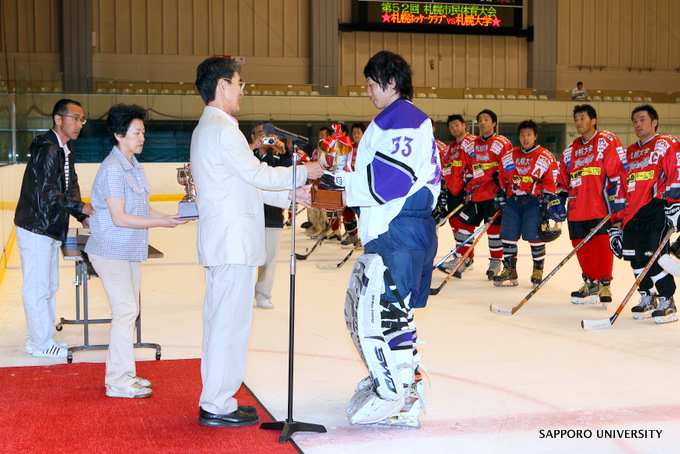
[1,202,679,454]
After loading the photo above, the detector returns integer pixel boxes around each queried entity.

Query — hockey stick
[316,245,359,270]
[430,210,501,295]
[490,214,612,316]
[432,218,496,271]
[436,203,464,227]
[581,227,675,330]
[295,211,340,260]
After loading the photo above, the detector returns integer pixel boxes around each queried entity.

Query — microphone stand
[260,144,327,443]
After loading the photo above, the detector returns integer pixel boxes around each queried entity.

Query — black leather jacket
[14,130,88,242]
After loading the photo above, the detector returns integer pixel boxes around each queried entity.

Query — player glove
[493,191,507,211]
[545,193,567,222]
[608,227,624,259]
[665,202,680,230]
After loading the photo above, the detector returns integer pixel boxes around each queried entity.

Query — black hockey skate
[651,296,678,324]
[631,291,656,320]
[570,274,600,305]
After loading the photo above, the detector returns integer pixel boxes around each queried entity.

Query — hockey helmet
[538,219,562,243]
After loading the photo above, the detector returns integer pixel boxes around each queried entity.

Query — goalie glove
[608,227,624,259]
[320,170,347,189]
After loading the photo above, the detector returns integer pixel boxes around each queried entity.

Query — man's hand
[82,203,94,216]
[304,161,324,180]
[81,217,90,229]
[289,184,312,208]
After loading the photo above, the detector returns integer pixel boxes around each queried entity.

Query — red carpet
[0,359,300,453]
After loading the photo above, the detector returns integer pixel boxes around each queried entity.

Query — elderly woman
[85,104,188,399]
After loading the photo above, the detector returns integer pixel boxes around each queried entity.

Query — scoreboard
[343,0,525,36]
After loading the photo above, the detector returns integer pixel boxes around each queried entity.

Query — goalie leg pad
[345,254,405,424]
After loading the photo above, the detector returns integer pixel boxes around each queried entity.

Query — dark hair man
[335,50,440,428]
[14,98,93,358]
[556,104,627,307]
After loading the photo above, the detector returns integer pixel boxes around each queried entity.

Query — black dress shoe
[199,407,259,427]
[239,405,257,415]
[300,221,312,229]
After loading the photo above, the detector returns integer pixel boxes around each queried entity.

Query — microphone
[263,123,309,147]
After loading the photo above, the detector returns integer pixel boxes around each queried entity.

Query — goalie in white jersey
[331,50,440,428]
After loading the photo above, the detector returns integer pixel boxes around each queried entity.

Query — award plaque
[177,163,199,220]
[311,126,353,209]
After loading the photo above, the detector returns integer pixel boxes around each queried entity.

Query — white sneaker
[133,376,152,388]
[257,299,274,309]
[26,339,67,355]
[31,342,68,358]
[106,383,153,399]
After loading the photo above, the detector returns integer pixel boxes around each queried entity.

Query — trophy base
[178,201,199,220]
[311,184,344,210]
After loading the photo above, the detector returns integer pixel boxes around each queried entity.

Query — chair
[96,88,107,94]
[485,94,494,99]
[506,94,516,100]
[348,91,359,97]
[274,90,285,96]
[416,93,427,98]
[613,96,623,102]
[603,96,613,101]
[286,90,296,96]
[464,93,473,99]
[495,94,505,99]
[643,97,652,102]
[262,90,273,96]
[250,90,261,95]
[633,97,642,102]
[173,89,183,95]
[623,97,632,102]
[528,95,537,100]
[474,94,484,99]
[428,93,437,98]
[538,95,548,100]
[517,95,527,100]
[298,91,308,96]
[310,91,320,96]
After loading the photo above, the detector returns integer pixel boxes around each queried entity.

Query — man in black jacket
[249,122,292,309]
[14,99,93,358]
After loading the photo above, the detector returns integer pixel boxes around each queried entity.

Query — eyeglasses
[226,79,246,92]
[58,114,87,125]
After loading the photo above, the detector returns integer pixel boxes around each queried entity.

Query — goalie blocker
[344,254,423,428]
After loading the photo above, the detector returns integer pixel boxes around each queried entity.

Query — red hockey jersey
[499,145,558,197]
[557,130,627,222]
[441,133,475,196]
[617,134,680,227]
[464,134,513,202]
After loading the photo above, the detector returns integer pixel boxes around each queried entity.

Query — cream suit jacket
[190,106,307,266]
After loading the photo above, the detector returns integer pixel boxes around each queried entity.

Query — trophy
[177,163,199,219]
[311,125,354,209]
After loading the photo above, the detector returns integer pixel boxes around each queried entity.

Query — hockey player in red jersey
[610,105,679,323]
[494,120,564,287]
[557,105,627,306]
[456,109,513,279]
[438,114,477,275]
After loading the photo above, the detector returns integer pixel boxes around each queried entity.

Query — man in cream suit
[191,57,322,427]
